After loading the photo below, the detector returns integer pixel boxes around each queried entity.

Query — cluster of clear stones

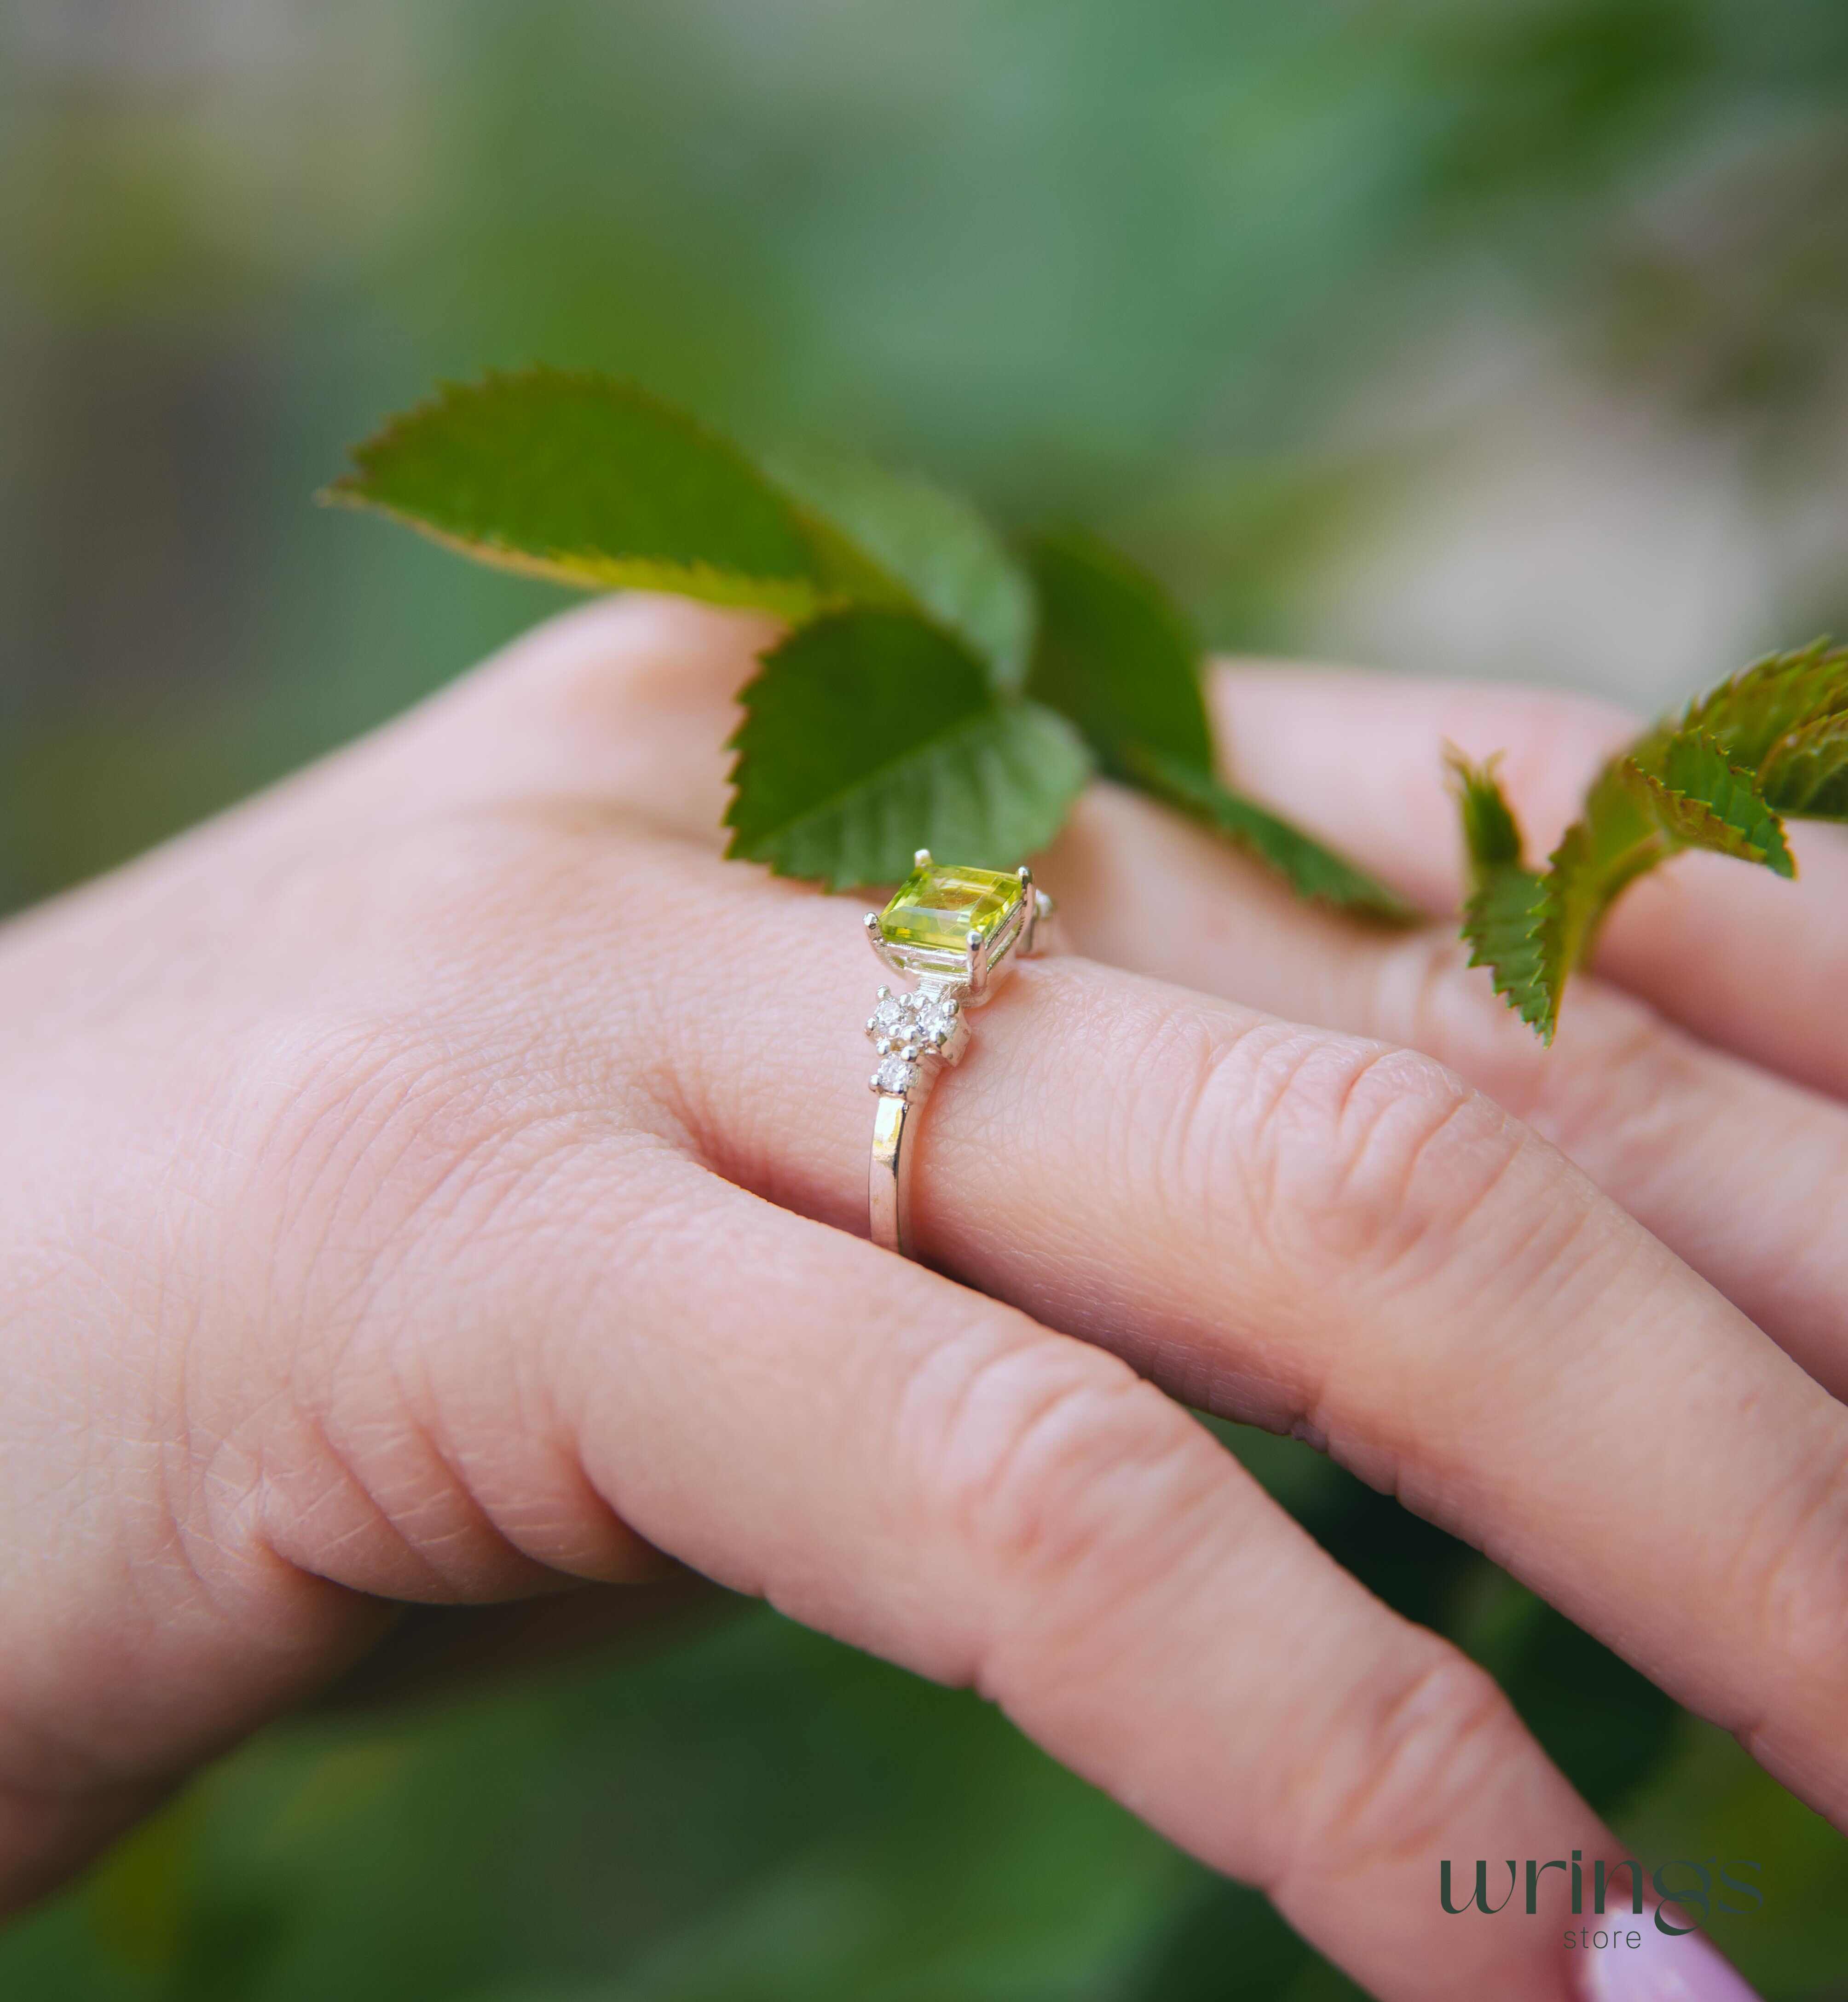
[866,985,961,1098]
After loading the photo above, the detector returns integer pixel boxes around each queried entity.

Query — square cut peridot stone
[878,862,1024,954]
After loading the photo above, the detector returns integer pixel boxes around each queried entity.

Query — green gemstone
[878,862,1024,953]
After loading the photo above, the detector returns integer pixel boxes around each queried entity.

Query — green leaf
[1525,733,1791,1043]
[324,369,858,619]
[1530,770,1665,1030]
[1466,866,1555,1035]
[1446,753,1555,1034]
[1758,708,1848,819]
[1488,764,1666,1047]
[1022,529,1214,775]
[1446,747,1525,875]
[1671,636,1848,770]
[766,447,1034,691]
[1447,752,1669,1045]
[1455,642,1848,1040]
[1619,729,1794,879]
[724,609,1092,889]
[1026,532,1412,921]
[1131,748,1417,922]
[329,373,1040,694]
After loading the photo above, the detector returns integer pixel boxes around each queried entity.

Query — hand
[6,596,1835,2002]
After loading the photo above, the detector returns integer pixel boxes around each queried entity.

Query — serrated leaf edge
[1445,751,1561,1038]
[722,614,1091,891]
[319,485,835,620]
[322,366,850,619]
[1618,736,1795,879]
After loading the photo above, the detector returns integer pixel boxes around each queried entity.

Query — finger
[580,840,1848,1839]
[426,604,1848,1406]
[341,615,1848,1843]
[373,601,1848,1402]
[1208,664,1848,1100]
[26,597,1757,1994]
[318,601,1848,1108]
[1044,779,1848,1402]
[288,1144,1633,2002]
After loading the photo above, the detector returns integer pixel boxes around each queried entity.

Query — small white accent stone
[909,994,959,1043]
[866,983,967,1089]
[869,996,912,1042]
[874,1055,918,1097]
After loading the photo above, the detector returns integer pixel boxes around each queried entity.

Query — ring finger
[589,836,1848,1845]
[355,596,1848,1835]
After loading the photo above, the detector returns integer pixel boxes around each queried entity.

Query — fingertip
[1576,1921,1763,2002]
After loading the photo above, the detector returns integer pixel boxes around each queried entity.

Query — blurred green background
[5,1,1848,1995]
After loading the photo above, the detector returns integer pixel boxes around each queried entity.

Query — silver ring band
[869,1093,913,1256]
[863,851,1054,1260]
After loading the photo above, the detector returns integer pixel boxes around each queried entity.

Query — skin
[6,593,1840,1998]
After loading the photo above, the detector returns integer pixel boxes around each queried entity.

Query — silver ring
[863,850,1055,1259]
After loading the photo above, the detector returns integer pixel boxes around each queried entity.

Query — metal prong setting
[1018,865,1057,957]
[863,855,1053,1259]
[864,908,910,982]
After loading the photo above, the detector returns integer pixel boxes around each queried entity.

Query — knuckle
[1175,1015,1528,1281]
[1277,1647,1524,1895]
[1380,929,1704,1183]
[195,1007,668,1594]
[900,1318,1223,1612]
[220,948,663,1315]
[385,819,706,1139]
[232,1011,532,1303]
